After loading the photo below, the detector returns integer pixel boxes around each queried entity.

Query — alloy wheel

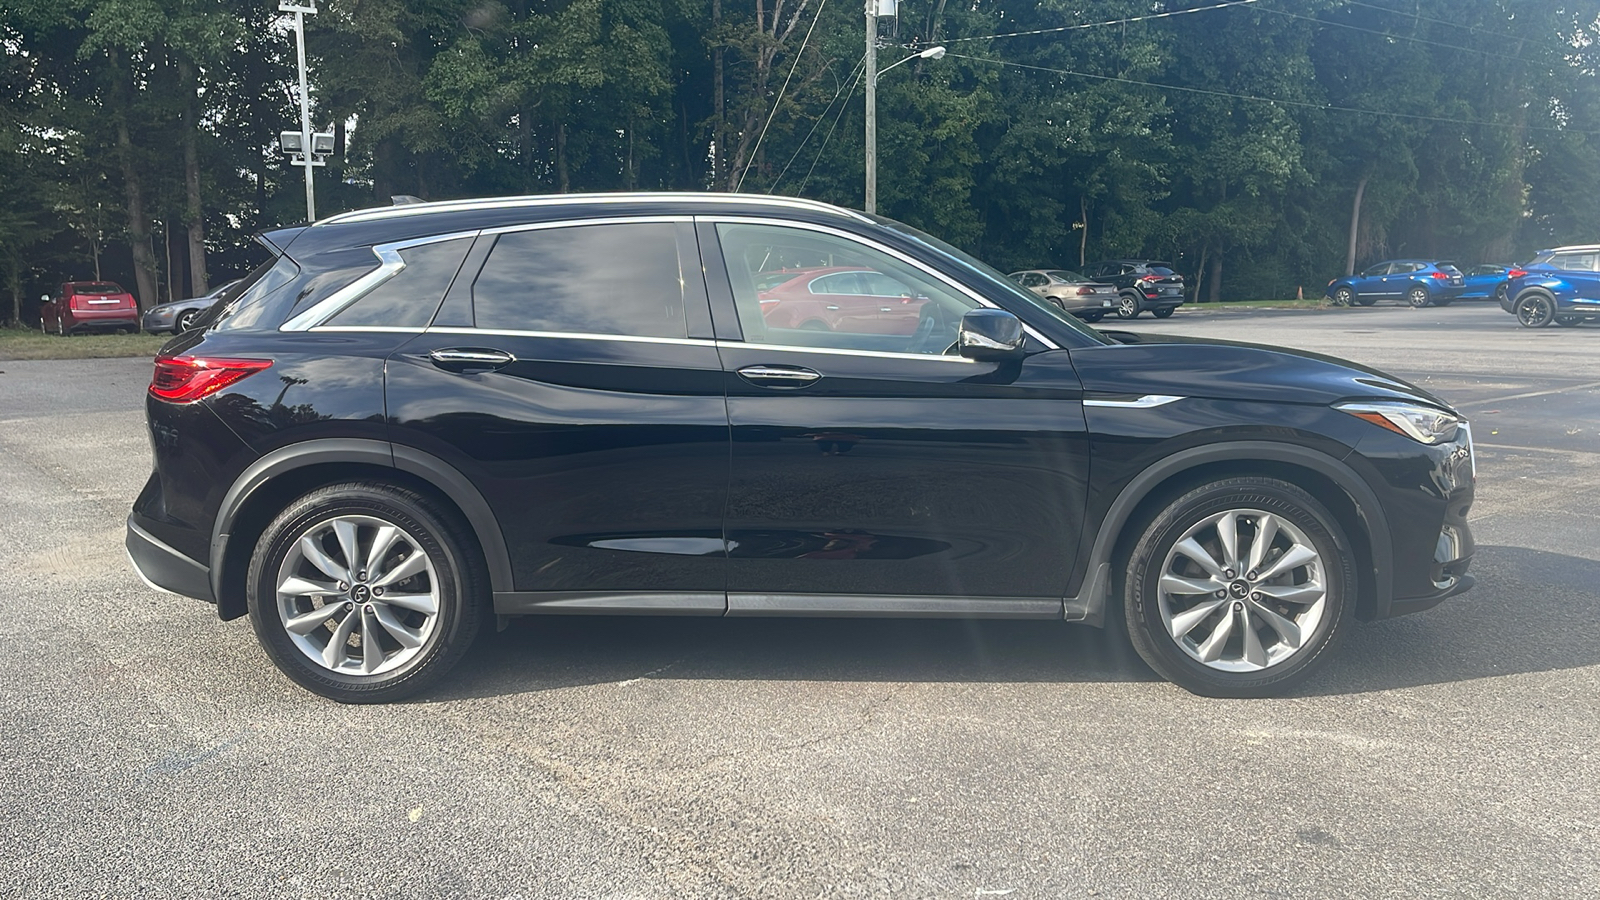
[1333,287,1353,306]
[1154,508,1328,672]
[1407,287,1430,308]
[1517,294,1554,328]
[1117,296,1139,318]
[273,514,441,676]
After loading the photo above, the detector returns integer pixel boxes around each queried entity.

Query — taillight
[150,355,273,403]
[1430,271,1449,279]
[1077,286,1094,295]
[1508,269,1526,278]
[1139,274,1160,282]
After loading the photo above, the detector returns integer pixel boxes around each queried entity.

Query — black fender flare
[1065,441,1394,625]
[208,438,514,614]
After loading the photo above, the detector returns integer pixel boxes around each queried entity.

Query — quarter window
[715,222,979,355]
[327,238,472,327]
[1550,252,1600,272]
[473,223,689,338]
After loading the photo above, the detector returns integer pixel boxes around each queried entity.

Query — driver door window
[714,222,980,355]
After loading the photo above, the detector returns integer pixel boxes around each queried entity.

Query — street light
[863,0,945,214]
[278,1,333,222]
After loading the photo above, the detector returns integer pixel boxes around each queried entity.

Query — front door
[385,218,730,612]
[701,219,1090,615]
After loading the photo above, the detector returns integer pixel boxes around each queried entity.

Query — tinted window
[73,283,124,295]
[1146,266,1177,276]
[473,224,688,338]
[212,255,301,332]
[328,237,472,327]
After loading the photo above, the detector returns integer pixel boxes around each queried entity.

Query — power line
[1339,0,1580,55]
[796,60,868,196]
[916,0,1259,46]
[946,51,1599,135]
[769,53,867,194]
[1255,3,1559,67]
[737,0,829,193]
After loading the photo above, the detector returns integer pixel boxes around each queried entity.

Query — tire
[1332,286,1354,307]
[1121,477,1355,698]
[1433,297,1452,307]
[1516,292,1555,328]
[1406,285,1431,308]
[1356,295,1377,307]
[176,309,199,332]
[56,317,67,337]
[246,482,488,703]
[1495,283,1509,304]
[1116,294,1141,319]
[1152,307,1175,319]
[1080,312,1105,323]
[1554,316,1582,327]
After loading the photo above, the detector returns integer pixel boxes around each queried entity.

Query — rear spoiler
[255,226,307,256]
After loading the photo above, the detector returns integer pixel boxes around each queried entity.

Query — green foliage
[1,0,1598,321]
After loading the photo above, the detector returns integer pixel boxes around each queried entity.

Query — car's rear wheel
[1433,297,1452,307]
[1332,286,1353,307]
[56,317,67,336]
[1406,286,1431,308]
[1152,307,1175,319]
[1080,312,1104,323]
[1495,283,1509,304]
[1554,315,1583,327]
[1516,292,1556,328]
[176,309,200,332]
[246,482,487,703]
[1356,295,1377,307]
[1122,477,1354,698]
[1116,295,1141,318]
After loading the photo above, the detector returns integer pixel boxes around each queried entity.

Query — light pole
[863,13,946,216]
[278,1,333,222]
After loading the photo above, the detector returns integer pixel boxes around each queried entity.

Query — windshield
[1044,270,1087,283]
[875,216,1114,344]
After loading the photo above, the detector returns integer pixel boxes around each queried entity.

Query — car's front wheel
[1516,292,1556,328]
[1332,286,1354,307]
[176,309,200,332]
[1554,315,1583,327]
[246,482,487,703]
[1116,295,1141,318]
[1080,312,1104,323]
[1406,286,1431,307]
[1152,307,1175,319]
[1122,477,1354,698]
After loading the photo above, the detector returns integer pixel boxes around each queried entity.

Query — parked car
[1007,269,1118,322]
[1326,260,1465,308]
[1502,244,1600,327]
[1081,259,1185,318]
[142,279,242,335]
[1456,264,1513,302]
[40,281,139,335]
[755,266,927,334]
[126,192,1475,703]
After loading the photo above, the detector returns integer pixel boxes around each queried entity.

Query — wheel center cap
[1229,580,1251,598]
[352,584,371,602]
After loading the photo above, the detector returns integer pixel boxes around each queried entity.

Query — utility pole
[864,0,878,214]
[280,1,323,223]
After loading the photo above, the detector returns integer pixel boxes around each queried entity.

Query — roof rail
[315,192,870,226]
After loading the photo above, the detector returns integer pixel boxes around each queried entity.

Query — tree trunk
[112,60,158,311]
[1346,176,1368,277]
[1078,196,1089,267]
[556,121,570,192]
[179,59,208,297]
[1192,244,1208,304]
[1206,253,1222,304]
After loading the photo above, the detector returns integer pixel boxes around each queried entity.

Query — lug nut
[1223,569,1235,579]
[1251,592,1262,602]
[373,586,384,596]
[1215,590,1227,598]
[357,570,367,581]
[1246,570,1257,581]
[1233,602,1244,612]
[343,602,354,611]
[337,581,348,591]
[365,604,376,614]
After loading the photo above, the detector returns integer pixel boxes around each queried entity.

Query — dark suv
[126,193,1475,703]
[1082,260,1185,319]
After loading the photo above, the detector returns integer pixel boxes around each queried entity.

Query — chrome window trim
[726,341,977,364]
[316,193,871,227]
[279,229,481,332]
[307,325,428,334]
[1083,394,1185,409]
[424,326,719,348]
[701,215,1061,351]
[477,214,692,237]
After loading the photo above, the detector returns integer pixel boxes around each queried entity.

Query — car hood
[1073,331,1455,412]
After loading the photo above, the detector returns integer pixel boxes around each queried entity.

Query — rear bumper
[67,310,139,331]
[126,514,214,603]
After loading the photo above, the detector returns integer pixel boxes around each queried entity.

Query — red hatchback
[42,281,140,335]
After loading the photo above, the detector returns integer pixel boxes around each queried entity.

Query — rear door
[385,217,730,612]
[701,218,1090,615]
[1550,251,1600,304]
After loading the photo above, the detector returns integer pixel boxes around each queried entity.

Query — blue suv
[1503,245,1600,327]
[1326,260,1465,308]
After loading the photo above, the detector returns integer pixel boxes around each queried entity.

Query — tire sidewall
[1117,295,1140,318]
[1122,478,1355,698]
[1407,286,1430,307]
[246,483,483,702]
[1517,293,1554,328]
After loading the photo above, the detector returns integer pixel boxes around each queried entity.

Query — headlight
[1336,400,1461,444]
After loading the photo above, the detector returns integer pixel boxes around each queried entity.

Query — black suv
[126,193,1475,703]
[1083,259,1186,319]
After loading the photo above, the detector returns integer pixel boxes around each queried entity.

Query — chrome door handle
[825,305,840,310]
[879,307,893,312]
[737,365,821,388]
[429,348,515,372]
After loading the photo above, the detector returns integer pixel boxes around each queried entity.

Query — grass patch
[0,327,168,361]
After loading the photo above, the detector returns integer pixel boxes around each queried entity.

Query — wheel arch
[209,439,513,620]
[1069,441,1392,626]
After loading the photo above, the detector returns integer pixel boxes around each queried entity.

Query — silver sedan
[1008,269,1119,322]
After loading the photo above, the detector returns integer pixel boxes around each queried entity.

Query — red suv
[41,281,140,335]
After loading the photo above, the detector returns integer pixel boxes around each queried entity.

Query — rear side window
[1550,251,1600,272]
[472,223,689,338]
[212,255,301,332]
[327,238,472,327]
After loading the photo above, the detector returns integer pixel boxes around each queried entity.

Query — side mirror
[958,308,1025,361]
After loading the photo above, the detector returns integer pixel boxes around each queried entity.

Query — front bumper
[126,515,214,602]
[142,308,179,333]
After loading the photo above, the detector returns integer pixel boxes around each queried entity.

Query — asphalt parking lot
[2,300,1596,898]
